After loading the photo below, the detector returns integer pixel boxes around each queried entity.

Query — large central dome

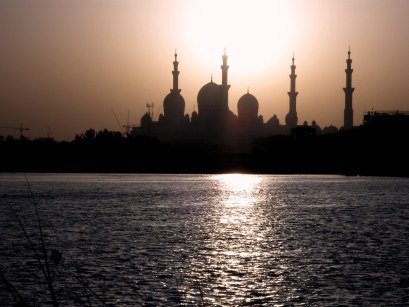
[197,80,223,116]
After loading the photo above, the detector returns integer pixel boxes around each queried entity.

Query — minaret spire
[285,54,299,129]
[171,50,181,93]
[343,47,354,129]
[221,49,230,111]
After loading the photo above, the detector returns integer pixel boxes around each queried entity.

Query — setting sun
[184,0,295,77]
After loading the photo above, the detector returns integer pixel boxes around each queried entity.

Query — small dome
[163,91,185,111]
[285,112,298,128]
[163,91,185,121]
[191,111,198,124]
[237,92,259,120]
[184,114,190,124]
[141,113,152,127]
[267,115,279,126]
[197,81,222,115]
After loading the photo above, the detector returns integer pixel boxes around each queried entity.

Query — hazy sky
[1,0,409,140]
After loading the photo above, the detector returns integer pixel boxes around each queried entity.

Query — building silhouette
[343,47,354,130]
[163,51,185,126]
[132,50,341,144]
[192,50,239,143]
[285,54,298,129]
[237,90,263,136]
[362,110,409,133]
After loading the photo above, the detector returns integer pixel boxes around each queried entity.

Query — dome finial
[292,52,295,65]
[174,49,177,61]
[348,46,351,59]
[210,74,213,82]
[247,87,249,94]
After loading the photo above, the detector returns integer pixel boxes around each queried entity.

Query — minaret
[163,51,185,123]
[343,47,354,130]
[221,49,231,111]
[285,54,298,129]
[171,50,181,93]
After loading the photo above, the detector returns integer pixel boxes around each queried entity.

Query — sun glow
[184,0,295,77]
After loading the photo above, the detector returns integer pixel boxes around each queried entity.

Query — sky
[1,0,409,140]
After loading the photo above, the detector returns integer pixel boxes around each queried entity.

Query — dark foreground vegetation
[0,125,408,177]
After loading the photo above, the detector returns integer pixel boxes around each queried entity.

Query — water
[0,174,409,305]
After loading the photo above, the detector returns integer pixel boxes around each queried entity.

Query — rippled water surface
[1,173,409,305]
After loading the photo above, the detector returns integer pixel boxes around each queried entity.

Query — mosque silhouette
[132,49,354,144]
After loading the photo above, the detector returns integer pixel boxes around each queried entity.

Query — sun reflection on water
[215,174,263,226]
[217,173,262,207]
[198,174,269,302]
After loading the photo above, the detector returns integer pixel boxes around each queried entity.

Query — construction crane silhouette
[122,110,137,136]
[111,109,137,136]
[0,123,29,139]
[46,126,53,139]
[110,108,125,135]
